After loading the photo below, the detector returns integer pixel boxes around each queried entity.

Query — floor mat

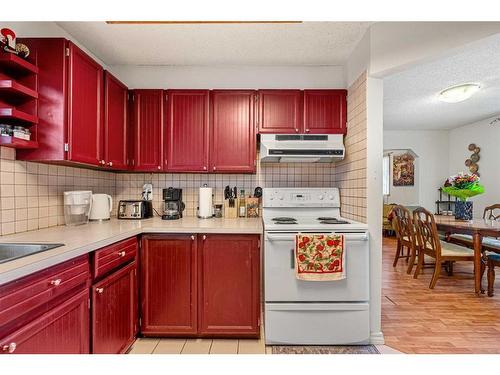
[272,345,380,354]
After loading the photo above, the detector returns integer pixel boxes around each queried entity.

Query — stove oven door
[264,231,369,302]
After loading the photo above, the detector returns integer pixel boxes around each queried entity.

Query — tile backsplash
[115,159,336,217]
[334,72,367,223]
[0,147,115,236]
[0,146,336,235]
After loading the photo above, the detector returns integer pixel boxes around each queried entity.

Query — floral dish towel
[295,234,345,281]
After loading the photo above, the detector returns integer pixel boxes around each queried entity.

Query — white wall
[107,65,345,89]
[366,76,384,345]
[449,116,500,217]
[384,130,449,211]
[346,28,370,86]
[385,152,420,206]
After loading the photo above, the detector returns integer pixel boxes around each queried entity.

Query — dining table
[434,215,500,294]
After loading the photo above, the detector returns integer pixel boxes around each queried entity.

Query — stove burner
[272,217,297,222]
[317,217,338,221]
[274,221,298,225]
[319,220,349,225]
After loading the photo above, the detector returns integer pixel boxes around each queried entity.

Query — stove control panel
[263,188,340,208]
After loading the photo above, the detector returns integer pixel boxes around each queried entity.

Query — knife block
[224,199,239,219]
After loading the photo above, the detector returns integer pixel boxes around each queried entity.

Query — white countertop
[0,217,263,285]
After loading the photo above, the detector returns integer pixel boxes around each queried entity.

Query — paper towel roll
[198,187,213,218]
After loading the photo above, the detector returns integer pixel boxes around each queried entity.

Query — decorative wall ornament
[465,143,481,176]
[393,152,415,186]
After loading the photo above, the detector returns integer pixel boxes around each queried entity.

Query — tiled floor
[128,323,401,354]
[128,337,400,354]
[129,324,269,354]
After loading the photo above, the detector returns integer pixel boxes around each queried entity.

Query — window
[383,154,390,196]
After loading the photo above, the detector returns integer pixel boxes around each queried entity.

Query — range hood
[260,134,345,163]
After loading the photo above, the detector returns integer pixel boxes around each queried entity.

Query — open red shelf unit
[0,50,39,149]
[0,136,38,149]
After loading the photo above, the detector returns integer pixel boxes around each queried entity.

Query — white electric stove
[262,188,370,345]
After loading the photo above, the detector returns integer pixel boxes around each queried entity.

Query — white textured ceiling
[57,21,370,66]
[384,33,500,130]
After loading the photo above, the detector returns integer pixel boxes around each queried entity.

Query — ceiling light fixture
[438,83,481,103]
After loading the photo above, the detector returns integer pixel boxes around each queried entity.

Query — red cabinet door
[67,41,103,165]
[258,90,302,134]
[140,235,198,336]
[131,89,163,171]
[198,234,260,337]
[92,261,137,354]
[303,89,347,134]
[103,71,128,170]
[165,90,209,172]
[0,289,89,354]
[209,90,256,173]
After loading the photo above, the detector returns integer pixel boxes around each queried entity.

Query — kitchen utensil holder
[224,199,239,219]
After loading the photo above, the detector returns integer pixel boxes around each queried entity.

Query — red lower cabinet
[140,235,198,336]
[198,234,261,337]
[139,234,261,338]
[92,261,137,354]
[0,289,90,354]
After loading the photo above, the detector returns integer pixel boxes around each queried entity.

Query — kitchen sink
[0,243,65,264]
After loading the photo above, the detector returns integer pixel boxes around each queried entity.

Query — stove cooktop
[263,216,368,231]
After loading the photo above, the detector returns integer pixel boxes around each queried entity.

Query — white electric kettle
[89,194,113,221]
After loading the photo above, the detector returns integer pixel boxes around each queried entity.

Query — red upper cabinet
[198,234,260,337]
[303,89,347,134]
[209,90,256,173]
[258,90,302,134]
[165,90,209,172]
[16,38,104,166]
[140,235,198,336]
[131,89,164,171]
[67,42,103,165]
[103,71,128,170]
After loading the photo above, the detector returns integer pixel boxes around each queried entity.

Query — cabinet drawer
[0,255,90,327]
[93,237,137,279]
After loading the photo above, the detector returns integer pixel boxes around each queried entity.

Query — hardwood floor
[382,236,500,354]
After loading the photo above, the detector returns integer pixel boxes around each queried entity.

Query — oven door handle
[266,234,297,241]
[266,233,368,242]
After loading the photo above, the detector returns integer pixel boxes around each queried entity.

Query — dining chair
[486,253,500,296]
[484,204,500,221]
[391,205,418,274]
[383,203,396,236]
[413,207,475,289]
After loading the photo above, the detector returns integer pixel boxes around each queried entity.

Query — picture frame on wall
[393,152,415,186]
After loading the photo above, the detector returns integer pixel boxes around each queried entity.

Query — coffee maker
[162,187,185,220]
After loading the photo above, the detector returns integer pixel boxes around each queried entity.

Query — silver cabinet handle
[2,343,16,353]
[295,128,299,133]
[290,249,295,269]
[107,161,113,167]
[191,235,195,240]
[50,279,61,286]
[118,251,126,257]
[100,160,106,165]
[305,129,310,132]
[96,287,104,294]
[203,235,206,240]
[203,166,207,170]
[157,166,161,170]
[213,166,216,171]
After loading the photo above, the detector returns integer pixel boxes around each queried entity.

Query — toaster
[117,200,153,219]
